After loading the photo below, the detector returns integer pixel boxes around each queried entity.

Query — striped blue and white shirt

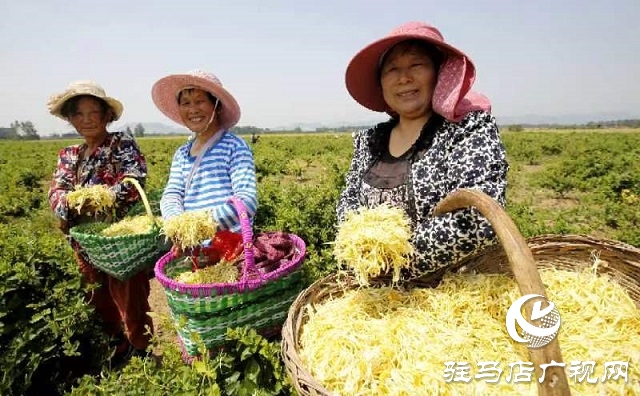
[160,131,257,233]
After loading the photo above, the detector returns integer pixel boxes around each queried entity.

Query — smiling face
[177,88,220,133]
[379,41,440,120]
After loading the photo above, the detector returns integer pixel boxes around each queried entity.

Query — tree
[134,123,145,138]
[125,126,133,136]
[10,120,39,140]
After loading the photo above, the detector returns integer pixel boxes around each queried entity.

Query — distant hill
[278,113,640,131]
[39,112,640,139]
[495,112,640,126]
[114,122,190,135]
[275,117,387,132]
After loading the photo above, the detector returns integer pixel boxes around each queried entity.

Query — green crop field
[1,130,639,395]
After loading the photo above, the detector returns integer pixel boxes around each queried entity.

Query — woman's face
[68,96,111,141]
[178,88,218,133]
[380,42,438,120]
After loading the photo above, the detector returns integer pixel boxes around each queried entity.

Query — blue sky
[1,0,639,134]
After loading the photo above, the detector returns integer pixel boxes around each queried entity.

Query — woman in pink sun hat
[152,70,257,255]
[337,21,510,278]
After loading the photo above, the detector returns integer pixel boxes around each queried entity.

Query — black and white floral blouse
[336,110,509,279]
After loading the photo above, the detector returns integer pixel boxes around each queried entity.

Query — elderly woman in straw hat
[337,21,509,278]
[47,81,153,364]
[152,70,257,255]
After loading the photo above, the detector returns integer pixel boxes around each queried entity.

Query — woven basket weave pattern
[70,224,161,280]
[69,178,166,281]
[155,196,307,359]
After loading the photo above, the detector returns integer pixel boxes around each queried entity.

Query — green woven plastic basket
[154,196,307,360]
[164,255,304,356]
[70,178,168,281]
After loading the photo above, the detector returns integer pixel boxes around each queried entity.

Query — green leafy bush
[0,223,110,395]
[70,326,292,396]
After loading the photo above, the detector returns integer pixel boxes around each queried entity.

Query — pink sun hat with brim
[151,69,241,130]
[345,21,491,122]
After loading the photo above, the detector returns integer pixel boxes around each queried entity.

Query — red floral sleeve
[48,146,80,221]
[47,131,147,222]
[107,133,148,216]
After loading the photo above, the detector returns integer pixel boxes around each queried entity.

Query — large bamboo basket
[281,189,640,396]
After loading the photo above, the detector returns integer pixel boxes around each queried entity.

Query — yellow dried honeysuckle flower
[100,215,161,237]
[174,261,239,285]
[333,205,414,286]
[161,210,218,250]
[67,184,116,215]
[299,268,640,395]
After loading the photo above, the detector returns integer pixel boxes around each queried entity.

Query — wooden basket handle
[433,188,570,396]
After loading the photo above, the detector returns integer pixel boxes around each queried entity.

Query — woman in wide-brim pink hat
[337,21,510,279]
[152,70,257,256]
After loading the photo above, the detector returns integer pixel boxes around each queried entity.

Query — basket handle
[122,177,155,223]
[433,188,570,396]
[227,196,263,283]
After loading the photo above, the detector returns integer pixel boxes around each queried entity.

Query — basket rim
[154,232,306,294]
[155,197,307,294]
[68,177,161,241]
[69,221,161,242]
[450,233,640,273]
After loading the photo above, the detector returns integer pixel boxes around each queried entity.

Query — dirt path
[147,277,176,354]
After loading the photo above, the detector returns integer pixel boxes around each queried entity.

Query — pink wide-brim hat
[345,21,491,122]
[151,70,241,130]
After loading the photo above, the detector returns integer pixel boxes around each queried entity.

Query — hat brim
[49,93,124,122]
[345,34,471,113]
[151,74,241,131]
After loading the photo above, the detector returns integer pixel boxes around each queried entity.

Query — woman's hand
[78,202,97,216]
[170,244,183,257]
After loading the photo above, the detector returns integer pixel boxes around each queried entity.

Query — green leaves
[2,132,640,394]
[212,327,292,396]
[69,326,290,396]
[0,224,111,395]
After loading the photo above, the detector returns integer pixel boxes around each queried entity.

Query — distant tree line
[503,119,640,132]
[0,121,40,140]
[230,125,371,134]
[314,125,373,132]
[230,126,270,135]
[2,118,640,140]
[125,123,146,138]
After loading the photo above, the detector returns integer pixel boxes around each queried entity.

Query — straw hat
[151,70,241,130]
[47,80,124,121]
[345,21,490,122]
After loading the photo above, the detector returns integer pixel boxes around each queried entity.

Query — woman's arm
[48,147,76,222]
[408,111,509,277]
[213,140,257,232]
[109,135,148,214]
[336,130,368,223]
[160,148,186,220]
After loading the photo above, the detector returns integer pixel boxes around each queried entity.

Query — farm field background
[1,129,639,394]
